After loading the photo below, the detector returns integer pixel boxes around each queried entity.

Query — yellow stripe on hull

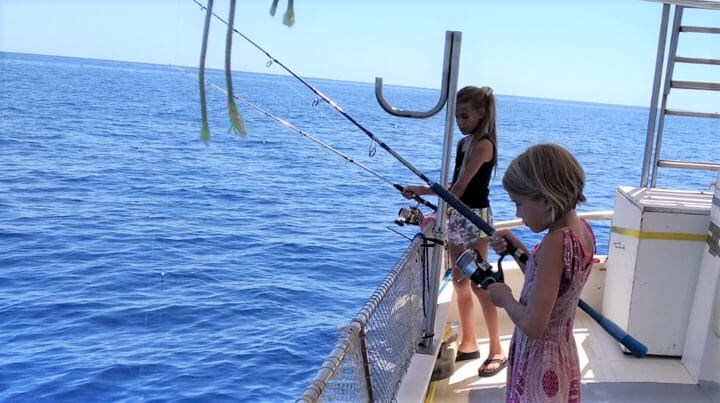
[611,226,708,242]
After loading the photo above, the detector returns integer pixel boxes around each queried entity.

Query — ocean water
[1,52,717,401]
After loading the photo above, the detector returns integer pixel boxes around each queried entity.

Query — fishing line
[189,0,527,264]
[386,226,413,241]
[138,266,166,399]
[173,65,437,210]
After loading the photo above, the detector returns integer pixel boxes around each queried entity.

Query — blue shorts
[447,207,493,246]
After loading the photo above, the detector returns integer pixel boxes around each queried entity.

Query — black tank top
[451,139,493,209]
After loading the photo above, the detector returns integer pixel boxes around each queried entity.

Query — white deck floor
[426,289,716,403]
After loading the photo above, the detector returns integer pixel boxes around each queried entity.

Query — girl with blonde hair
[403,85,506,377]
[488,143,594,402]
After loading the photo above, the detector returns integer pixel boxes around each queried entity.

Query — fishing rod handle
[429,182,529,264]
[395,184,438,211]
[506,243,529,264]
[429,182,494,235]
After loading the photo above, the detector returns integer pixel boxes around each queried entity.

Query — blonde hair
[502,143,586,220]
[456,86,497,173]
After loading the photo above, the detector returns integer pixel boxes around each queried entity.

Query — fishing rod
[190,0,523,259]
[191,1,648,357]
[173,65,437,211]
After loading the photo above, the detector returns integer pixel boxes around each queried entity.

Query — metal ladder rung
[671,80,720,91]
[675,56,720,65]
[666,109,720,119]
[680,26,720,34]
[657,160,720,171]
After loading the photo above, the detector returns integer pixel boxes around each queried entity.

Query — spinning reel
[455,248,504,289]
[394,205,424,226]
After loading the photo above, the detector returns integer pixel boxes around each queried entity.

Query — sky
[1,0,718,110]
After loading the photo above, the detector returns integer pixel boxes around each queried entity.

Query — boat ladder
[641,0,720,187]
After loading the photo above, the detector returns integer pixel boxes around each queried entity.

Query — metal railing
[496,210,615,231]
[297,231,431,402]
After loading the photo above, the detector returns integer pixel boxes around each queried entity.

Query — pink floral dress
[506,220,595,403]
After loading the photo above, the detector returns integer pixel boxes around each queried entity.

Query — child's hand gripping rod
[428,182,648,358]
[428,183,524,261]
[393,184,437,210]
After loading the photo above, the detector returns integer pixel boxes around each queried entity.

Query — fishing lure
[225,0,247,138]
[283,0,295,27]
[196,0,296,143]
[269,0,294,27]
[198,0,214,144]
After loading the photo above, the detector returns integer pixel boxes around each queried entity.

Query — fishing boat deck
[426,262,718,403]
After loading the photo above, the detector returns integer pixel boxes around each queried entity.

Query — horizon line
[2,50,652,110]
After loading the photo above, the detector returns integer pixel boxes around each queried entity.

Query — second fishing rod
[191,0,527,266]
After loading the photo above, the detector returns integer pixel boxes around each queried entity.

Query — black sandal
[478,356,507,377]
[455,350,480,362]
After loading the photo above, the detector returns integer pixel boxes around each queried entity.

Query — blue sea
[1,52,717,401]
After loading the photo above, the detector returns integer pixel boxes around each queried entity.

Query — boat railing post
[376,30,462,354]
[421,32,461,353]
[641,3,671,188]
[357,322,375,402]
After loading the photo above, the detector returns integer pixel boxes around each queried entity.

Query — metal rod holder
[374,31,457,119]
